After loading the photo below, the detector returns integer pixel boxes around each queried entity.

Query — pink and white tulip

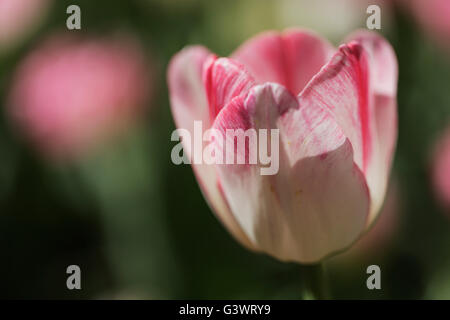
[8,34,151,160]
[168,29,398,263]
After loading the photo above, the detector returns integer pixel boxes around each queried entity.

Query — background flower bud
[7,34,152,160]
[431,127,450,212]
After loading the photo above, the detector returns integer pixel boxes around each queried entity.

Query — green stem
[300,262,330,300]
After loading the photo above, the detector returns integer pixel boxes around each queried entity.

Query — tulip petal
[346,30,397,97]
[168,45,212,138]
[298,43,370,174]
[347,31,398,222]
[212,83,370,263]
[367,86,397,218]
[231,29,335,95]
[203,57,255,122]
[167,46,254,248]
[299,32,398,223]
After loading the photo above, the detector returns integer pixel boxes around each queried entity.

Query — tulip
[8,34,151,160]
[431,127,450,211]
[168,29,398,263]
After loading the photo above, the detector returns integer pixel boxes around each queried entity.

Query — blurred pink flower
[406,0,450,48]
[8,34,151,159]
[0,0,51,52]
[168,29,398,263]
[432,127,450,211]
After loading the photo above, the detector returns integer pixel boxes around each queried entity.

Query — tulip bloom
[8,34,151,159]
[432,128,450,211]
[168,29,398,263]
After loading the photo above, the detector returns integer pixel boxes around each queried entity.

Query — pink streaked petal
[203,57,255,122]
[346,30,398,96]
[167,46,253,248]
[299,42,371,173]
[212,83,370,263]
[346,30,398,222]
[299,31,398,223]
[231,28,335,95]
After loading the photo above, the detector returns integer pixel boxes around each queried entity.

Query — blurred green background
[0,0,449,299]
